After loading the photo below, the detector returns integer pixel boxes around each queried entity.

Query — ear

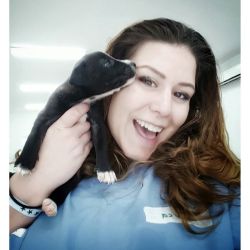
[69,60,87,86]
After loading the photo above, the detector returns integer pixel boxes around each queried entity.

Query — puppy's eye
[103,60,114,67]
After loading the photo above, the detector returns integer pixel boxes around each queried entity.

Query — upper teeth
[135,119,163,133]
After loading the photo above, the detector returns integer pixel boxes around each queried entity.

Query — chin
[123,148,152,162]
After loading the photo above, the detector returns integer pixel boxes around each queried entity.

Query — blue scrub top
[10,166,240,250]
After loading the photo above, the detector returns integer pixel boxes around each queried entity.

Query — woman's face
[108,41,196,161]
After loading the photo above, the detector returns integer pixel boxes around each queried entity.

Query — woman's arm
[9,102,92,233]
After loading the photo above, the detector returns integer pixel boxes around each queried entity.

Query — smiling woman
[10,18,240,250]
[102,18,240,236]
[107,42,196,161]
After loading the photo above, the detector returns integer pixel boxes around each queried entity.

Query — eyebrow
[137,65,166,79]
[137,65,195,91]
[179,82,195,91]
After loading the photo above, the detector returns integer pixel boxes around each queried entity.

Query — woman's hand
[33,102,93,194]
[10,102,92,206]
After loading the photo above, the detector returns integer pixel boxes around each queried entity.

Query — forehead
[130,41,196,85]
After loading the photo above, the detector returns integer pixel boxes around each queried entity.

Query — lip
[133,119,158,147]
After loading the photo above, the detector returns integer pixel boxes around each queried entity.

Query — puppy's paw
[42,198,57,217]
[97,171,117,184]
[16,165,31,176]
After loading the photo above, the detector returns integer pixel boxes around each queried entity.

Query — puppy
[14,51,136,216]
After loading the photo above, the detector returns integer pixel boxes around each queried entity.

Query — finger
[79,131,91,144]
[54,102,90,128]
[72,121,91,138]
[80,141,93,160]
[79,113,88,123]
[73,138,92,158]
[42,198,57,217]
[86,141,93,155]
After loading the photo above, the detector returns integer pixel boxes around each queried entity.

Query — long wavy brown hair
[82,18,240,234]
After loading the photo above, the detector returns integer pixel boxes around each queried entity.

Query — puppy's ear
[69,60,87,87]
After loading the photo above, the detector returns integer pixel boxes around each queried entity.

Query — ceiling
[10,0,240,114]
[9,0,240,158]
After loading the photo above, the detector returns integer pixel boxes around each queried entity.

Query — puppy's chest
[84,86,123,104]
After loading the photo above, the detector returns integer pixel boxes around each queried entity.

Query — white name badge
[144,206,212,228]
[144,206,181,224]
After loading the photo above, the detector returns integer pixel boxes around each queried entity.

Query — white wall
[9,112,37,162]
[221,79,240,157]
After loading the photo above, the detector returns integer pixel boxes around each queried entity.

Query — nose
[149,91,172,117]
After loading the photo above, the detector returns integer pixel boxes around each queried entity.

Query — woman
[10,18,240,249]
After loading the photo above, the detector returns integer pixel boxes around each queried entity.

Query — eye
[174,92,190,101]
[103,60,114,67]
[138,76,157,88]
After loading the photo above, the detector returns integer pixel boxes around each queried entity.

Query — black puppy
[14,51,136,214]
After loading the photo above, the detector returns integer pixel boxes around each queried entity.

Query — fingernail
[82,100,90,105]
[79,114,88,123]
[43,199,51,206]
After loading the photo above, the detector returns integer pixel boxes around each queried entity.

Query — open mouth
[133,119,163,140]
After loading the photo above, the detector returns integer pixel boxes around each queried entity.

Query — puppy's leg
[88,101,117,184]
[15,115,49,172]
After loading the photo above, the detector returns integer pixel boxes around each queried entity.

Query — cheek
[171,105,190,134]
[107,95,120,136]
[107,85,139,125]
[107,90,129,140]
[158,107,190,144]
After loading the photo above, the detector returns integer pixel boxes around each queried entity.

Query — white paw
[42,198,58,217]
[16,165,31,176]
[97,171,117,184]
